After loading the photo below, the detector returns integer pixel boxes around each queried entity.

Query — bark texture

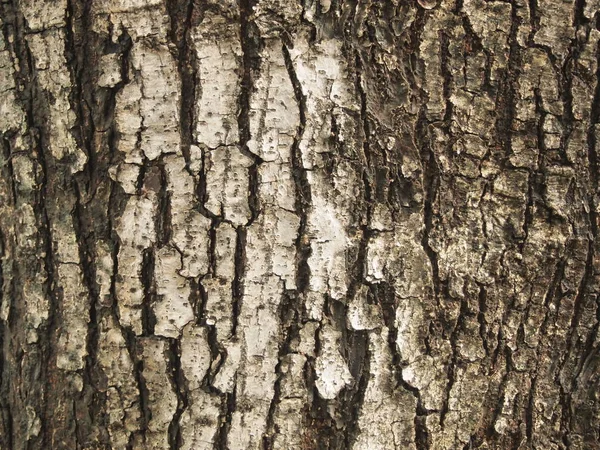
[1,0,599,449]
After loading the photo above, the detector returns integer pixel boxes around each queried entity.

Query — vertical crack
[166,0,198,176]
[126,332,151,444]
[20,37,60,450]
[587,39,600,189]
[1,137,17,206]
[262,291,299,449]
[378,282,431,450]
[417,110,441,304]
[440,294,468,430]
[215,385,237,450]
[231,227,246,338]
[156,161,172,247]
[0,227,12,450]
[281,42,312,296]
[141,248,157,336]
[238,0,263,225]
[167,337,188,450]
[477,283,491,357]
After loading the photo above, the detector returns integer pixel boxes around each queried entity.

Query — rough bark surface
[0,0,599,449]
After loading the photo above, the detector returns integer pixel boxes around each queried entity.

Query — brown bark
[0,0,599,449]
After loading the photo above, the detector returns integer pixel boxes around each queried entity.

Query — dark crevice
[282,43,312,297]
[477,283,490,357]
[304,319,337,450]
[341,327,370,450]
[417,108,441,303]
[587,39,600,188]
[557,239,595,442]
[231,227,246,338]
[167,338,188,450]
[166,0,209,211]
[72,179,103,444]
[62,5,106,440]
[525,375,536,443]
[157,161,173,247]
[208,218,219,277]
[238,0,263,225]
[337,47,373,444]
[564,240,595,390]
[124,332,151,442]
[12,26,62,450]
[485,351,511,439]
[378,282,431,450]
[215,386,237,450]
[524,249,570,443]
[190,278,204,324]
[0,226,12,450]
[499,0,522,166]
[1,136,18,206]
[262,291,300,450]
[440,295,469,430]
[205,324,225,387]
[141,248,157,336]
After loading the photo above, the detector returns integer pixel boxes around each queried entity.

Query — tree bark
[0,0,599,449]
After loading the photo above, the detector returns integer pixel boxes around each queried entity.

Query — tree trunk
[0,0,599,449]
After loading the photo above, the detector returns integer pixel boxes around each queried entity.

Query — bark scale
[0,0,599,449]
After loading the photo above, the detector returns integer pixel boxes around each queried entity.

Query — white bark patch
[193,13,241,148]
[214,221,237,280]
[463,0,510,82]
[212,340,241,394]
[26,30,87,172]
[223,37,306,443]
[98,53,122,88]
[23,278,48,344]
[395,296,425,365]
[108,163,140,195]
[419,11,446,119]
[306,185,349,302]
[95,0,163,14]
[271,352,310,448]
[164,155,211,277]
[204,146,253,226]
[430,364,488,449]
[179,395,221,450]
[203,222,237,342]
[534,0,574,59]
[55,263,89,372]
[288,37,359,316]
[97,316,141,448]
[353,328,417,450]
[366,213,432,298]
[402,355,447,411]
[153,245,195,338]
[346,285,382,331]
[203,277,233,341]
[0,42,26,131]
[259,162,296,211]
[116,193,157,334]
[20,0,67,31]
[227,276,282,449]
[131,44,181,160]
[247,39,298,164]
[181,324,211,390]
[315,323,353,399]
[138,337,178,449]
[179,325,221,449]
[50,213,80,265]
[246,209,299,289]
[114,80,144,164]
